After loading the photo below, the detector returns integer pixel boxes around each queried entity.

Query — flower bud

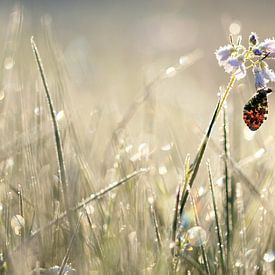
[249,32,258,45]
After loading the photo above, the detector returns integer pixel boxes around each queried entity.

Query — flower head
[216,33,275,85]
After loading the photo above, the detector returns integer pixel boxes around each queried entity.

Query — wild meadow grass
[0,4,274,275]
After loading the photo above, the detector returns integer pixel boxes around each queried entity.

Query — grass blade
[178,75,236,216]
[29,168,148,238]
[207,161,226,274]
[58,214,82,275]
[31,37,73,228]
[222,106,231,266]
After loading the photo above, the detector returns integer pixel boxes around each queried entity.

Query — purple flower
[258,39,275,57]
[253,62,275,89]
[223,55,246,80]
[215,45,234,66]
[253,48,263,56]
[249,32,258,46]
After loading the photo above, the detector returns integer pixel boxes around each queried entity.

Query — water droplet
[158,165,167,175]
[4,56,15,70]
[181,212,192,228]
[34,107,42,116]
[91,224,97,229]
[6,158,14,169]
[130,153,140,162]
[187,226,207,247]
[235,260,243,267]
[179,56,187,65]
[138,143,150,160]
[198,186,206,197]
[198,255,204,264]
[115,154,121,161]
[56,110,65,121]
[263,250,275,263]
[161,143,173,151]
[148,196,154,204]
[165,66,176,77]
[254,148,265,159]
[215,177,224,187]
[125,144,133,153]
[11,215,25,235]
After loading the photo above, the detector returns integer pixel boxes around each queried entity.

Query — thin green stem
[207,161,226,274]
[31,37,74,225]
[179,74,236,215]
[222,107,231,268]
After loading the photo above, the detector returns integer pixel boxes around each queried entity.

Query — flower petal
[253,65,267,89]
[215,45,234,66]
[235,64,246,80]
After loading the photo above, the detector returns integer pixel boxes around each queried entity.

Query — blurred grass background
[0,0,274,274]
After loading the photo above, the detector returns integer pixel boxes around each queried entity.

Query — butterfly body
[243,87,272,131]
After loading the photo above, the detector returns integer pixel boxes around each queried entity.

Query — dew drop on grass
[125,144,133,153]
[138,143,149,158]
[4,56,15,70]
[187,226,207,247]
[198,186,206,197]
[161,143,173,151]
[198,255,203,264]
[179,56,187,65]
[263,250,275,263]
[254,148,265,159]
[103,224,108,231]
[235,260,243,267]
[34,107,42,116]
[56,110,65,121]
[91,224,97,229]
[165,66,176,77]
[215,176,224,187]
[6,158,14,169]
[158,165,167,175]
[148,196,154,204]
[11,215,25,235]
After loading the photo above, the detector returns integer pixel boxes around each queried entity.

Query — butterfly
[243,87,272,131]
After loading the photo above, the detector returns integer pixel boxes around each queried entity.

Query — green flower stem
[179,74,236,218]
